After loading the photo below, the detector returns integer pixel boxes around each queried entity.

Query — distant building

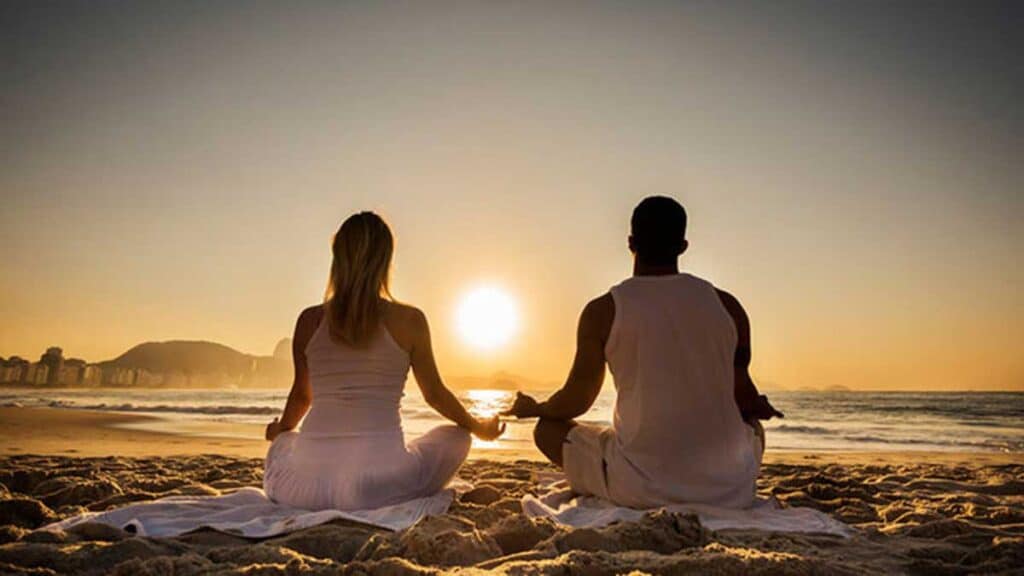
[81,364,103,386]
[25,363,49,386]
[60,358,87,386]
[1,357,29,384]
[39,347,64,386]
[132,368,164,387]
[102,366,135,387]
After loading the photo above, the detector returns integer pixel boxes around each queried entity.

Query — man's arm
[716,290,784,422]
[539,294,613,419]
[505,294,613,420]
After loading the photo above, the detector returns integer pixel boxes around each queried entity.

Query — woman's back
[299,311,410,439]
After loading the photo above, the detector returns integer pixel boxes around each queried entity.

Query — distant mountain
[101,341,263,375]
[273,338,292,361]
[98,342,550,391]
[449,370,553,391]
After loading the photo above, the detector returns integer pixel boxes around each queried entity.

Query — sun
[456,286,520,351]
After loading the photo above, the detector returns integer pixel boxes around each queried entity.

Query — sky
[1,1,1021,391]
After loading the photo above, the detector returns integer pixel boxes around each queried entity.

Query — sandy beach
[1,407,1022,575]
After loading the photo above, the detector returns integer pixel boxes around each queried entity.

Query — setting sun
[456,286,520,351]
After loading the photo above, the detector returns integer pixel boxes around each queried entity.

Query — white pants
[264,425,471,511]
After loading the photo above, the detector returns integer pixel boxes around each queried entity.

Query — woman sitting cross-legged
[263,211,504,511]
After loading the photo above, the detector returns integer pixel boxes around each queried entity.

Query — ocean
[3,387,1022,454]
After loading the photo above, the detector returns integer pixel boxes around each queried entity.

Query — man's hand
[747,395,784,421]
[471,415,506,441]
[501,392,542,419]
[265,417,283,442]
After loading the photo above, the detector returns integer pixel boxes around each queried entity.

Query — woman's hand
[471,415,506,441]
[265,417,283,442]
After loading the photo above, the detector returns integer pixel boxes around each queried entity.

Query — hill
[448,370,554,391]
[100,341,262,375]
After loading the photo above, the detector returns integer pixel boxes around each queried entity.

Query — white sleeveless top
[299,318,410,439]
[603,273,760,508]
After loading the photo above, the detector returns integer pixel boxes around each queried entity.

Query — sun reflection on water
[465,389,515,450]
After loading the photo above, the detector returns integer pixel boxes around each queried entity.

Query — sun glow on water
[466,389,509,418]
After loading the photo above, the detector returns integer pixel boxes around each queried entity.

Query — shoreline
[2,407,1022,466]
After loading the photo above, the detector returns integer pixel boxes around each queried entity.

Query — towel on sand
[43,486,454,538]
[521,473,853,537]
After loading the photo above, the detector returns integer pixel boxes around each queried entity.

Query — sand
[1,407,1022,575]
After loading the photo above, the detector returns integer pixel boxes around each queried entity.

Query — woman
[263,211,504,511]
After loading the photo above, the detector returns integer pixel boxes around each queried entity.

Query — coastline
[2,406,1022,466]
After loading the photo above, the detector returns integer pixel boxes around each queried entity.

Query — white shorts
[561,422,765,503]
[561,423,613,499]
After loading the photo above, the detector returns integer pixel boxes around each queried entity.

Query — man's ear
[679,239,689,256]
[628,235,636,254]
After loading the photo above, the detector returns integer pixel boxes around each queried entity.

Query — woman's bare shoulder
[298,304,325,325]
[382,301,428,352]
[294,304,325,348]
[383,300,426,325]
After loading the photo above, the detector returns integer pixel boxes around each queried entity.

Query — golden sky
[1,1,1021,391]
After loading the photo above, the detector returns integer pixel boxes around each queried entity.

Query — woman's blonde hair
[324,212,394,347]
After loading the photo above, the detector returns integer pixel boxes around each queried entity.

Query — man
[504,196,782,509]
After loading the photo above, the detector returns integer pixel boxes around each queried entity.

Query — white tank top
[605,273,759,507]
[299,318,411,439]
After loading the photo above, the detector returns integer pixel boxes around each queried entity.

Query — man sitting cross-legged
[504,196,782,509]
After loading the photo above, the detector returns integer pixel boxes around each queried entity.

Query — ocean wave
[46,400,279,416]
[772,425,834,435]
[838,433,1024,452]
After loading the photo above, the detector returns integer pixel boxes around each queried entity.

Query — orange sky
[1,2,1021,391]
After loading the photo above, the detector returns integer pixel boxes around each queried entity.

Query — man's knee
[533,418,574,465]
[532,417,560,445]
[532,418,549,445]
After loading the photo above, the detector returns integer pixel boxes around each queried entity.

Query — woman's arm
[266,306,318,441]
[407,307,504,441]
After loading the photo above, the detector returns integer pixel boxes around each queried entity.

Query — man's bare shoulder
[580,293,615,341]
[713,288,750,341]
[714,288,746,317]
[584,292,614,317]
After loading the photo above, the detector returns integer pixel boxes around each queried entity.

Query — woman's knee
[440,424,472,454]
[413,425,472,465]
[442,424,471,440]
